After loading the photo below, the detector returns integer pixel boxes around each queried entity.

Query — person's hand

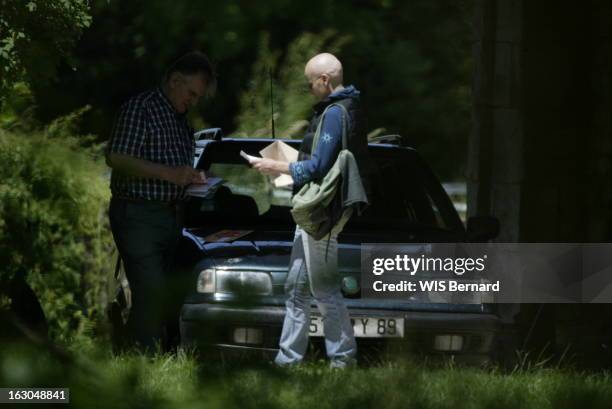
[192,171,207,185]
[252,158,281,176]
[167,166,206,186]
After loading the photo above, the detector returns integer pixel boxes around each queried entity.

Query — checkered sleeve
[107,99,147,157]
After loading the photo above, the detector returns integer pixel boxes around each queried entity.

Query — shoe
[329,357,357,369]
[273,356,301,368]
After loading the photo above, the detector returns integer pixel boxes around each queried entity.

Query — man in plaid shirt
[106,51,216,351]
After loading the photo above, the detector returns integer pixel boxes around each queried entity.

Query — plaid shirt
[107,88,195,201]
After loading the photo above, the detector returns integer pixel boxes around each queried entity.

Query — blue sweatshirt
[289,85,360,188]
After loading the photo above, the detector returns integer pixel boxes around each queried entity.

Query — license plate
[309,317,404,338]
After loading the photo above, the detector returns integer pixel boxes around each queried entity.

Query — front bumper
[180,302,499,362]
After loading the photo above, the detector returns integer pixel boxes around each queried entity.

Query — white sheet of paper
[240,141,298,189]
[273,174,294,188]
[240,150,261,164]
[259,141,299,189]
[259,140,298,162]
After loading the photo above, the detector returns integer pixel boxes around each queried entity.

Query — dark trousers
[109,197,184,351]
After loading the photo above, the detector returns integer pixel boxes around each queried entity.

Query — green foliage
[0,81,38,131]
[31,0,472,179]
[0,0,91,95]
[0,342,225,409]
[2,341,612,409]
[233,31,349,138]
[0,98,114,341]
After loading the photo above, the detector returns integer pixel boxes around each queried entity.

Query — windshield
[207,162,291,214]
[189,141,462,234]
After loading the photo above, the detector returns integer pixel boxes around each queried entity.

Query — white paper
[240,150,261,164]
[259,140,299,163]
[273,174,294,188]
[259,141,299,189]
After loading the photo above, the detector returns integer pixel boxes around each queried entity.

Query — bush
[0,105,114,342]
[0,0,91,94]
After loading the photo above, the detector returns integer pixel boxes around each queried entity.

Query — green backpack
[290,103,355,240]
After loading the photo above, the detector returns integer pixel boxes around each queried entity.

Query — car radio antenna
[269,68,276,139]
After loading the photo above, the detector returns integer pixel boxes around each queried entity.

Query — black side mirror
[466,216,500,241]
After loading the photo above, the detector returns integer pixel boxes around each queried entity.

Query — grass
[225,362,612,409]
[2,338,612,409]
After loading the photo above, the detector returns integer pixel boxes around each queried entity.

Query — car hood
[185,227,447,274]
[200,240,362,274]
[183,227,494,314]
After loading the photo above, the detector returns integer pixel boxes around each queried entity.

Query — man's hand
[166,166,207,186]
[252,158,289,176]
[107,152,206,186]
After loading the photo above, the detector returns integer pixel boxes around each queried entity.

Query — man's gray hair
[164,51,217,97]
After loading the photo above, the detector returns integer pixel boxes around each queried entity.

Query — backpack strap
[310,103,349,155]
[309,103,350,258]
[114,253,122,280]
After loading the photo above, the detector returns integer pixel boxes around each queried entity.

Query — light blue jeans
[274,225,357,367]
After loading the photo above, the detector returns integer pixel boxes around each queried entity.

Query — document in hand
[185,177,224,198]
[240,140,299,189]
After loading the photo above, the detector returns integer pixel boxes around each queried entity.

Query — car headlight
[217,270,273,295]
[197,268,272,295]
[197,268,216,293]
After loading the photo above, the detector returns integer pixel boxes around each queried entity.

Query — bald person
[253,53,371,368]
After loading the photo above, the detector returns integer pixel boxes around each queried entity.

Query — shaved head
[305,53,343,87]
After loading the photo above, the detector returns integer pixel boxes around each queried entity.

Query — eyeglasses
[304,80,315,92]
[304,75,323,92]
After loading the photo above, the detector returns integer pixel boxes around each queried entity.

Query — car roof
[198,137,418,152]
